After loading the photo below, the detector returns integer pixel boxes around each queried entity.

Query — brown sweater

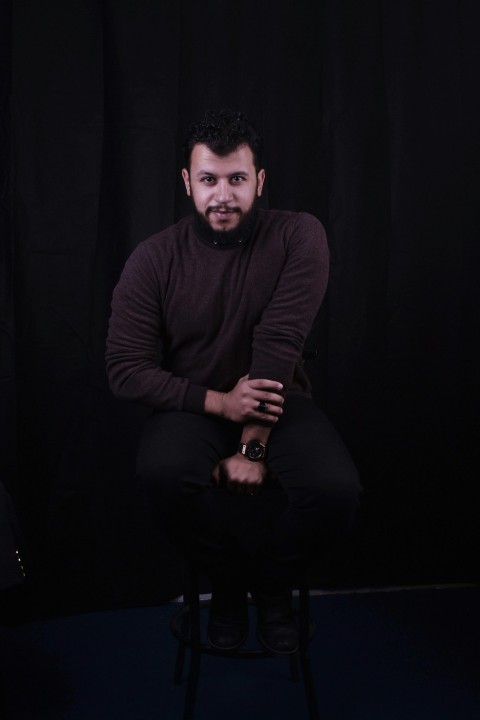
[105,209,329,413]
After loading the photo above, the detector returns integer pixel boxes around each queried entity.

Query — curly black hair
[183,109,263,171]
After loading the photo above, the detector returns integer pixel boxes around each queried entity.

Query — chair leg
[173,566,195,685]
[173,615,188,685]
[183,643,201,720]
[182,565,202,720]
[299,647,320,720]
[298,579,320,720]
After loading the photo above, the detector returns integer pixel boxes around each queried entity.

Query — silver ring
[257,400,267,413]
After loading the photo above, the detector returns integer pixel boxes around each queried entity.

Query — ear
[257,169,266,197]
[182,168,191,196]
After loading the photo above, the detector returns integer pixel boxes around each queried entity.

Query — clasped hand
[212,453,267,495]
[221,375,284,424]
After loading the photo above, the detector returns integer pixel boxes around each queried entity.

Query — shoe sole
[256,630,299,656]
[207,635,249,652]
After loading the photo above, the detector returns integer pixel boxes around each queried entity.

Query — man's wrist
[238,422,273,462]
[240,422,273,445]
[204,389,225,417]
[237,438,267,462]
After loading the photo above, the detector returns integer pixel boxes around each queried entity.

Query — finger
[248,379,284,392]
[245,484,259,496]
[212,463,221,486]
[244,480,264,495]
[226,480,242,495]
[234,484,257,496]
[254,390,284,406]
[261,397,284,409]
[255,400,283,415]
[227,478,259,495]
[253,402,283,422]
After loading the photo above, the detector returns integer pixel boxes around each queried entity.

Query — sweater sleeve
[105,243,207,413]
[248,213,329,390]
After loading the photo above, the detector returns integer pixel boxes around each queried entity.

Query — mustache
[206,205,241,213]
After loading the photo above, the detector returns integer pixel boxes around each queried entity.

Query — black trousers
[137,395,361,589]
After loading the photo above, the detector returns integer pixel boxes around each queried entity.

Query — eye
[201,176,215,184]
[231,175,246,183]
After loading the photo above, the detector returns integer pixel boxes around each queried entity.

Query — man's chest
[160,244,284,338]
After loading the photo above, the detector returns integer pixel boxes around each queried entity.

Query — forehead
[189,143,256,174]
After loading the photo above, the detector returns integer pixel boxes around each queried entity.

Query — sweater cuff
[183,383,208,414]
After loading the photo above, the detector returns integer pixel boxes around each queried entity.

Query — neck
[193,207,257,246]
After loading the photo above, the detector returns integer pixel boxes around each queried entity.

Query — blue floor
[1,585,479,719]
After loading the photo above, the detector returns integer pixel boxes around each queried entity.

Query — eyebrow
[195,170,250,177]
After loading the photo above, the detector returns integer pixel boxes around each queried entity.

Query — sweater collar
[192,208,257,248]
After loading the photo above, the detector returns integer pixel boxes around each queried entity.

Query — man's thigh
[136,410,239,492]
[267,395,361,506]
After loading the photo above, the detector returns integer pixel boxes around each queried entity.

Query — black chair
[170,561,320,719]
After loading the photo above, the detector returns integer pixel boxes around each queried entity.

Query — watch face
[246,440,265,461]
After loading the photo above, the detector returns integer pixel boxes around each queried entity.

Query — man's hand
[206,375,284,424]
[212,454,267,495]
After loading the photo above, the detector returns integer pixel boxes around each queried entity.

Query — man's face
[182,143,265,233]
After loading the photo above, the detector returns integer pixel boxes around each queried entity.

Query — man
[106,109,360,655]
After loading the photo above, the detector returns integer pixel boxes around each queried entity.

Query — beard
[193,201,258,246]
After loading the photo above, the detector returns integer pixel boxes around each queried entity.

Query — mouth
[208,207,239,217]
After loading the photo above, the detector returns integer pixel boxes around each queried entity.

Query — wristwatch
[237,439,267,462]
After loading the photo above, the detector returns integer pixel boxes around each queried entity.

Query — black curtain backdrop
[2,0,479,615]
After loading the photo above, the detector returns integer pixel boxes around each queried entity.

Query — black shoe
[254,588,299,656]
[207,586,249,652]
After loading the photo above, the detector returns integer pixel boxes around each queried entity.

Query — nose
[214,179,233,204]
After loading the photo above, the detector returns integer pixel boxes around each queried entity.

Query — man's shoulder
[129,215,193,259]
[258,207,323,224]
[122,216,195,277]
[256,208,326,238]
[142,214,193,246]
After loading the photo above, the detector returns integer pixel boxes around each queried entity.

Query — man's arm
[213,213,329,493]
[249,212,328,389]
[105,242,206,411]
